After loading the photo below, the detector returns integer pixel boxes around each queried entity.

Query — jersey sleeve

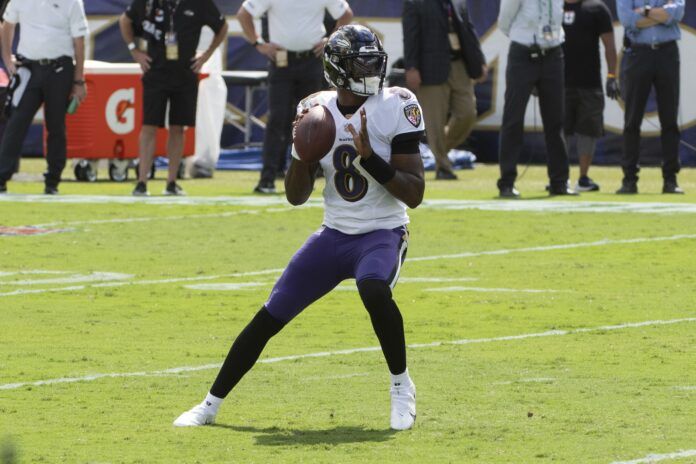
[3,0,19,23]
[69,0,89,38]
[125,0,144,23]
[325,0,349,20]
[199,0,226,33]
[390,88,425,141]
[595,2,614,35]
[296,91,328,115]
[241,0,271,19]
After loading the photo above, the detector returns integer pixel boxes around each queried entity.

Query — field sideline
[1,161,695,463]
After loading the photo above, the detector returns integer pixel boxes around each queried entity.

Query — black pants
[498,43,569,190]
[258,55,323,186]
[621,42,680,182]
[0,60,74,187]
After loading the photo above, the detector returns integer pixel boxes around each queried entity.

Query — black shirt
[562,0,614,89]
[126,0,225,75]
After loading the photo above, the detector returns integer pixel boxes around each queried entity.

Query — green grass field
[1,160,695,463]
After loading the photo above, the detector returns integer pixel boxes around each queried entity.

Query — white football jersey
[296,87,425,235]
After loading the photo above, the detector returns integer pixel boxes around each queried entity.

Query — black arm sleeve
[402,0,421,70]
[391,130,424,155]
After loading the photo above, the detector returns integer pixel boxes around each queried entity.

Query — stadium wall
[22,0,696,166]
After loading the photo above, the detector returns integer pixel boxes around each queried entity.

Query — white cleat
[173,404,216,427]
[390,382,416,430]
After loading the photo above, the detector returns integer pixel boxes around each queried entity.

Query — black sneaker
[44,185,59,195]
[164,181,186,196]
[549,186,579,196]
[435,168,458,180]
[662,181,684,194]
[616,181,638,194]
[253,182,276,194]
[132,181,149,197]
[498,185,520,199]
[575,176,600,192]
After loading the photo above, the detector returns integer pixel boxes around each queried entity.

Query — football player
[174,25,425,431]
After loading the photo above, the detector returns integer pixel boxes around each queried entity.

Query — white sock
[202,392,223,414]
[391,368,413,388]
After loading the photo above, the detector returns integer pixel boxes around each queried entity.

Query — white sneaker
[390,381,416,430]
[173,403,216,427]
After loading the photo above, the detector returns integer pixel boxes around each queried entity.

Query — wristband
[359,152,396,184]
[127,42,137,51]
[73,80,85,86]
[643,5,651,16]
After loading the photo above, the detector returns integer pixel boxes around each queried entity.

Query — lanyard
[166,0,182,34]
[538,0,554,26]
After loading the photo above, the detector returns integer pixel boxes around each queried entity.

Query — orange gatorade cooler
[58,60,199,182]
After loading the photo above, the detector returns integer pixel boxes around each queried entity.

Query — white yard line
[2,233,695,298]
[1,317,693,391]
[426,286,565,293]
[409,234,696,262]
[610,450,696,464]
[3,194,696,214]
[34,207,292,228]
[492,377,556,386]
[0,272,133,286]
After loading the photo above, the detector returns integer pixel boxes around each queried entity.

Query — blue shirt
[498,0,566,49]
[617,0,685,45]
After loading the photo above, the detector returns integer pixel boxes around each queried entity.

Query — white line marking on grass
[1,317,694,391]
[426,286,565,293]
[303,373,371,382]
[610,449,696,464]
[409,234,696,262]
[4,195,696,214]
[183,282,267,291]
[2,233,695,299]
[0,272,133,286]
[493,377,556,385]
[0,270,70,277]
[34,207,292,228]
[672,386,696,391]
[0,285,88,297]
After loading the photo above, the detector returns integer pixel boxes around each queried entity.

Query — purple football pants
[264,225,409,323]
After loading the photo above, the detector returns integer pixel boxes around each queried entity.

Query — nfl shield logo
[404,104,421,128]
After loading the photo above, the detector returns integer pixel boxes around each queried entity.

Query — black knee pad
[357,279,392,314]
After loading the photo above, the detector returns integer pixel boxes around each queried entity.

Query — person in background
[0,0,88,195]
[616,0,685,194]
[562,0,619,192]
[497,0,575,198]
[119,0,228,196]
[238,0,353,195]
[402,0,487,181]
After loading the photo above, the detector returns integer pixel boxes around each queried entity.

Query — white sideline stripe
[183,282,267,291]
[426,286,564,293]
[34,207,292,228]
[3,195,696,214]
[1,233,695,298]
[1,317,694,391]
[610,450,696,464]
[409,234,696,262]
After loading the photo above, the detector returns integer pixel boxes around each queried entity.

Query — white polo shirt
[242,0,348,52]
[3,0,89,60]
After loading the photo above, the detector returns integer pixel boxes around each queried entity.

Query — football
[293,105,336,163]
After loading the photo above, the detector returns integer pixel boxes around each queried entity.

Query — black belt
[629,40,676,50]
[512,42,562,56]
[19,56,72,66]
[287,50,315,60]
